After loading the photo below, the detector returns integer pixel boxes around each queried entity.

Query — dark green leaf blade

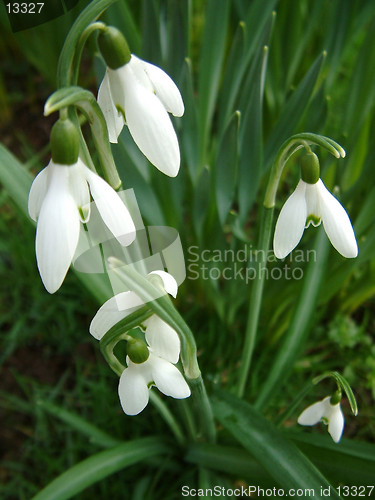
[212,389,340,498]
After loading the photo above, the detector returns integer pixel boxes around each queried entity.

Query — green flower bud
[50,119,79,165]
[330,389,342,405]
[300,151,320,184]
[98,26,131,70]
[127,337,149,364]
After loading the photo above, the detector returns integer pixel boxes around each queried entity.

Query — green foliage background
[0,0,375,498]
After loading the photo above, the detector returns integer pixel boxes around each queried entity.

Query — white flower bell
[298,396,344,443]
[273,152,358,259]
[28,156,136,294]
[89,270,190,415]
[97,27,184,177]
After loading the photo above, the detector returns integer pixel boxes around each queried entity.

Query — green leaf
[37,400,121,448]
[198,0,230,167]
[31,437,171,500]
[238,45,269,222]
[212,389,340,497]
[255,226,330,409]
[0,144,33,217]
[219,0,277,128]
[185,443,271,483]
[289,433,375,486]
[264,52,326,169]
[215,111,240,226]
[180,58,199,182]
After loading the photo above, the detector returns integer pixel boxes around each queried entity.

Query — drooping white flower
[297,396,344,443]
[28,158,136,294]
[119,315,190,415]
[89,270,190,415]
[98,55,184,177]
[273,179,358,259]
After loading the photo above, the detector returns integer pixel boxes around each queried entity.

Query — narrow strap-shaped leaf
[57,0,120,88]
[264,52,326,169]
[198,0,230,167]
[185,443,269,482]
[255,226,330,409]
[212,389,340,498]
[215,111,240,226]
[37,400,121,448]
[31,437,171,500]
[0,144,33,217]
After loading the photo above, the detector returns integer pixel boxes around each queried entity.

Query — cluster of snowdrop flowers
[97,26,184,177]
[90,270,190,415]
[28,119,136,293]
[298,394,344,443]
[273,151,358,259]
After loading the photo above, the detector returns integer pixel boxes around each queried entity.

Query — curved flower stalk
[28,157,136,294]
[97,27,184,177]
[90,271,190,415]
[298,396,344,443]
[273,178,358,259]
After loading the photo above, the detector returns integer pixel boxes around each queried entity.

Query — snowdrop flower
[97,26,184,177]
[119,315,190,415]
[298,396,344,443]
[89,270,190,415]
[273,152,358,259]
[28,120,136,294]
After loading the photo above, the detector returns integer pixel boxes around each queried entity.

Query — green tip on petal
[300,152,320,184]
[50,119,79,165]
[98,26,131,69]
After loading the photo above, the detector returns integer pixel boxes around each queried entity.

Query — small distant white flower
[298,396,344,443]
[98,55,184,177]
[273,179,358,259]
[89,271,190,415]
[28,158,136,294]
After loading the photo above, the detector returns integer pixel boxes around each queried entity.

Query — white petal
[118,365,149,415]
[149,355,190,399]
[89,291,143,340]
[318,180,358,258]
[305,182,322,226]
[136,56,185,117]
[111,65,180,177]
[327,404,344,443]
[297,398,329,426]
[149,270,178,298]
[35,164,80,293]
[145,315,180,363]
[84,167,136,246]
[69,160,91,222]
[97,70,125,143]
[28,164,50,221]
[273,179,307,259]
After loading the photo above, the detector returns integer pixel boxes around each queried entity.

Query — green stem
[236,133,346,398]
[149,392,186,447]
[236,206,274,398]
[57,0,119,88]
[45,87,121,188]
[72,22,107,86]
[190,375,216,443]
[264,133,345,208]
